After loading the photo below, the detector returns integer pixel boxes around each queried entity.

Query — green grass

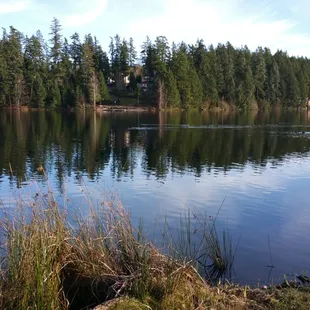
[0,181,309,309]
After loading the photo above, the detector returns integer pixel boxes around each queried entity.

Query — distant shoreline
[0,105,309,112]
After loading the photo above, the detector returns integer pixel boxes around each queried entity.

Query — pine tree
[49,18,62,65]
[192,40,218,106]
[141,36,152,68]
[24,34,47,107]
[32,76,47,107]
[70,32,82,72]
[295,60,308,106]
[81,36,98,108]
[0,28,9,106]
[120,39,129,77]
[253,48,267,102]
[47,81,61,107]
[234,50,254,108]
[170,47,201,108]
[49,18,63,107]
[286,67,299,106]
[60,38,73,108]
[98,71,110,101]
[155,36,170,63]
[128,37,137,67]
[49,18,63,83]
[170,48,192,108]
[216,43,235,102]
[94,37,110,78]
[206,46,219,106]
[189,62,203,108]
[264,48,280,105]
[6,27,25,106]
[129,71,137,91]
[164,69,180,107]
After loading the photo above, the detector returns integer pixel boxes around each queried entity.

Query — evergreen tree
[234,50,254,108]
[264,48,280,105]
[81,36,98,108]
[6,27,25,106]
[141,36,152,68]
[192,40,218,106]
[0,29,10,106]
[128,71,137,91]
[47,81,61,107]
[60,38,74,108]
[189,61,203,108]
[253,48,267,102]
[49,18,63,84]
[98,71,110,101]
[206,45,220,105]
[171,47,202,108]
[94,36,110,77]
[120,39,129,77]
[164,69,180,107]
[295,60,309,106]
[128,37,137,67]
[142,44,159,79]
[32,76,47,107]
[216,43,235,102]
[286,67,299,106]
[49,18,63,107]
[155,36,170,63]
[24,34,47,107]
[70,32,82,72]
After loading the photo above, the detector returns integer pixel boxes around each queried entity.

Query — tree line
[1,18,310,109]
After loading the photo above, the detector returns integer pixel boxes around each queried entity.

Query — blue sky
[1,0,310,57]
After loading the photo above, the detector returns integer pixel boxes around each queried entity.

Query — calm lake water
[1,109,310,285]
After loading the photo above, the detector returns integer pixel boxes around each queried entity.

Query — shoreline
[0,105,309,113]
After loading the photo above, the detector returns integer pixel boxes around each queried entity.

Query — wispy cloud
[124,0,310,56]
[0,0,31,14]
[63,0,108,27]
[1,0,310,57]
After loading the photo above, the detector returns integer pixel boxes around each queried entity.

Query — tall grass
[0,181,238,309]
[0,189,68,309]
[157,209,239,284]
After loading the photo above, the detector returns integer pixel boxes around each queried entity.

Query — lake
[0,109,310,286]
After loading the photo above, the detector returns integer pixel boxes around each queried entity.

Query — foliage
[1,21,310,109]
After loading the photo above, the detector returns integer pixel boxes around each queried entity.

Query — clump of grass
[0,186,179,309]
[64,196,164,307]
[198,221,238,283]
[0,190,68,309]
[158,206,239,284]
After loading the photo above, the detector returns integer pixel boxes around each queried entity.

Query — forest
[1,18,310,109]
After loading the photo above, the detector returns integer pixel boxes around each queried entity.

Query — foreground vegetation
[0,182,309,309]
[1,18,310,110]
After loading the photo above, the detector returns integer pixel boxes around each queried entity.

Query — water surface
[1,109,310,285]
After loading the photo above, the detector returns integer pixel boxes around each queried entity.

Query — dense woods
[1,18,310,109]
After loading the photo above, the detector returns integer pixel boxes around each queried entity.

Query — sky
[1,0,310,57]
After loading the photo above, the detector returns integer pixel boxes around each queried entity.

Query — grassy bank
[0,187,309,309]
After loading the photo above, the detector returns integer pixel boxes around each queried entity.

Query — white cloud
[63,0,108,27]
[124,0,310,57]
[0,0,31,14]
